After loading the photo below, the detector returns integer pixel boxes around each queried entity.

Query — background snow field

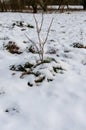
[0,12,86,130]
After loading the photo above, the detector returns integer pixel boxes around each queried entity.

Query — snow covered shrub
[4,41,22,54]
[28,45,38,53]
[72,43,86,49]
[12,21,34,28]
[10,62,33,72]
[20,14,54,78]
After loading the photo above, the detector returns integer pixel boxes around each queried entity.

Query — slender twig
[25,33,36,45]
[25,33,42,61]
[44,18,54,45]
[33,14,42,48]
[39,13,44,33]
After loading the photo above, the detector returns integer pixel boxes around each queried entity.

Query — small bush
[72,43,86,49]
[5,41,22,54]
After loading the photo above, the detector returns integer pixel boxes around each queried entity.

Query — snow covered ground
[0,11,86,130]
[47,5,83,10]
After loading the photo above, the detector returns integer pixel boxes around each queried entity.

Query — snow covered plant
[26,14,53,62]
[20,14,53,78]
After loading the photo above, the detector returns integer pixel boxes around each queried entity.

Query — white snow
[0,11,86,130]
[47,5,83,10]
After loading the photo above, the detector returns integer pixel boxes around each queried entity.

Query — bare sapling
[20,14,53,78]
[26,14,53,62]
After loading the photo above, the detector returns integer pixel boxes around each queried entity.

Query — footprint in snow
[0,89,5,96]
[5,105,20,115]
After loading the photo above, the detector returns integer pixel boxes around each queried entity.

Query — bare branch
[25,33,42,61]
[25,33,39,51]
[33,13,44,33]
[33,14,42,48]
[44,18,54,45]
[33,14,39,33]
[39,13,44,33]
[25,33,36,45]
